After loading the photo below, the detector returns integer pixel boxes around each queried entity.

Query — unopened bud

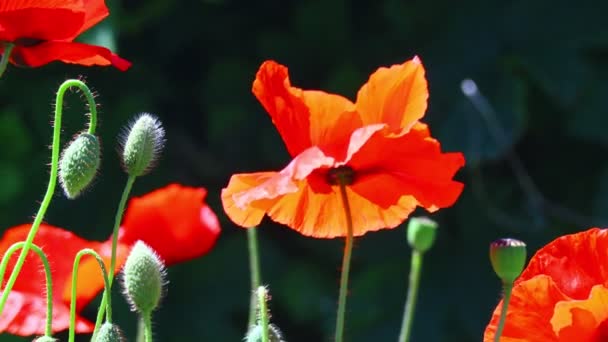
[95,322,124,342]
[32,336,58,342]
[121,113,165,177]
[490,238,527,284]
[59,132,100,199]
[406,217,438,253]
[122,241,166,314]
[246,324,286,342]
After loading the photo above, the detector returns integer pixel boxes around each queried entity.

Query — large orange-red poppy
[222,57,465,238]
[0,184,220,336]
[485,228,608,341]
[0,0,130,70]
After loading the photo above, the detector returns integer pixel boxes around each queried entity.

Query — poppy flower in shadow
[485,228,608,341]
[0,0,130,70]
[222,57,464,238]
[0,184,220,336]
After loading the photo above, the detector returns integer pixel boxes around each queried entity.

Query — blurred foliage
[1,0,608,341]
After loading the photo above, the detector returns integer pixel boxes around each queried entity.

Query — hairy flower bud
[95,322,125,342]
[246,324,286,342]
[406,217,438,253]
[58,132,100,199]
[32,336,58,342]
[490,238,527,284]
[122,241,166,314]
[120,113,165,177]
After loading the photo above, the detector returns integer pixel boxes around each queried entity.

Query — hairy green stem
[92,174,137,339]
[0,79,97,318]
[493,282,513,342]
[69,249,111,342]
[334,182,354,342]
[143,313,153,342]
[257,287,269,342]
[398,250,423,342]
[0,43,14,79]
[0,242,53,337]
[247,227,262,328]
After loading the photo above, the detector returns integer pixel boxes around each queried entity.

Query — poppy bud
[32,337,58,342]
[122,241,166,314]
[406,217,438,253]
[95,322,125,342]
[58,132,101,199]
[490,238,527,284]
[246,324,286,342]
[120,113,165,177]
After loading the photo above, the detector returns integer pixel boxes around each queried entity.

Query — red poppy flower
[0,0,130,70]
[222,57,465,238]
[484,228,608,341]
[0,184,220,336]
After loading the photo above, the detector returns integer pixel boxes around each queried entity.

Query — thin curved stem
[247,227,262,328]
[257,287,269,342]
[0,79,98,318]
[0,242,53,337]
[493,282,513,342]
[92,174,137,339]
[143,313,153,342]
[398,250,423,342]
[334,182,354,342]
[0,43,14,79]
[69,248,112,342]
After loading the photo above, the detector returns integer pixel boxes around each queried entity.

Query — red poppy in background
[485,228,608,341]
[0,184,220,336]
[222,57,464,238]
[0,0,130,70]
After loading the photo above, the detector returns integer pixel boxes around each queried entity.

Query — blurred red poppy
[0,184,220,336]
[485,228,608,341]
[0,0,130,70]
[222,57,464,238]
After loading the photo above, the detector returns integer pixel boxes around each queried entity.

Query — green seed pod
[95,322,125,342]
[32,336,58,342]
[406,217,438,253]
[120,113,165,177]
[122,241,166,314]
[490,238,527,284]
[58,132,100,199]
[245,324,286,342]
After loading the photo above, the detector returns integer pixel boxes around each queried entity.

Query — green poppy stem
[334,182,354,342]
[398,249,423,342]
[143,312,153,342]
[92,174,137,339]
[257,287,270,342]
[493,282,513,342]
[247,227,262,329]
[0,242,53,337]
[69,249,112,342]
[0,79,97,319]
[0,43,14,79]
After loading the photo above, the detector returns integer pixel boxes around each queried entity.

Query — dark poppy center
[14,38,45,47]
[326,165,355,186]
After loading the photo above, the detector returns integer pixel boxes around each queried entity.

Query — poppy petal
[253,60,359,158]
[551,285,608,340]
[348,122,464,211]
[484,275,566,342]
[80,0,109,33]
[518,228,608,300]
[0,3,85,41]
[355,56,428,134]
[222,172,282,228]
[12,41,131,71]
[119,184,221,265]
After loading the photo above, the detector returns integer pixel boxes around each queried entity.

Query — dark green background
[1,0,607,341]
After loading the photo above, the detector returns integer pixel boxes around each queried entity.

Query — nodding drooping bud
[490,238,527,284]
[32,336,58,342]
[406,217,438,253]
[120,113,165,177]
[246,324,286,342]
[122,241,166,315]
[95,322,125,342]
[58,132,101,199]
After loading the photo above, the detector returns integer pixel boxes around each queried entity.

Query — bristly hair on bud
[119,113,165,177]
[32,336,58,342]
[245,324,286,342]
[58,132,101,199]
[95,322,125,342]
[121,241,167,315]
